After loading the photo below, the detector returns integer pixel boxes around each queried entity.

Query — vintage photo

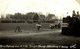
[0,0,80,49]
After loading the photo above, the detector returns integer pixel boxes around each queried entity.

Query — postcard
[0,0,80,49]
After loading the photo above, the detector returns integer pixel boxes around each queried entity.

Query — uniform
[15,25,22,32]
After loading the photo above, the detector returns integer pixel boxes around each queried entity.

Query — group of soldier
[66,10,80,24]
[72,10,80,18]
[15,23,42,32]
[15,22,61,32]
[67,10,80,19]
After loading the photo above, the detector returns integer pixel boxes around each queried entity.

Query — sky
[0,0,80,18]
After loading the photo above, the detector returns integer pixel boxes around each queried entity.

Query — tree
[33,13,39,22]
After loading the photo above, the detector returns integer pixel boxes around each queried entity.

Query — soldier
[72,10,76,17]
[36,23,41,31]
[15,25,22,32]
[58,23,61,28]
[72,10,78,23]
[76,11,80,19]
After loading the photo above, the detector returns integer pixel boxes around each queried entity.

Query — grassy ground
[0,23,51,31]
[0,23,80,49]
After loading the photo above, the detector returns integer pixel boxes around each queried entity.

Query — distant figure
[67,12,70,17]
[72,10,78,23]
[36,23,41,31]
[49,24,55,29]
[72,10,76,17]
[15,25,22,32]
[76,11,80,19]
[58,23,61,28]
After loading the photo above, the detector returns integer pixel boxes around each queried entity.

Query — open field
[0,23,80,49]
[0,23,52,31]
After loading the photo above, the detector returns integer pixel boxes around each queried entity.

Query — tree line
[0,12,58,23]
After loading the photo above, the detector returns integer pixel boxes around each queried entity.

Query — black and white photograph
[0,0,80,49]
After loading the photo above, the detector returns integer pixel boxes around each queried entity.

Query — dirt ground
[0,29,80,49]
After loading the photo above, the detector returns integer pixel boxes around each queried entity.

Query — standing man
[72,10,78,23]
[76,11,80,19]
[72,10,76,17]
[58,23,61,28]
[15,25,22,32]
